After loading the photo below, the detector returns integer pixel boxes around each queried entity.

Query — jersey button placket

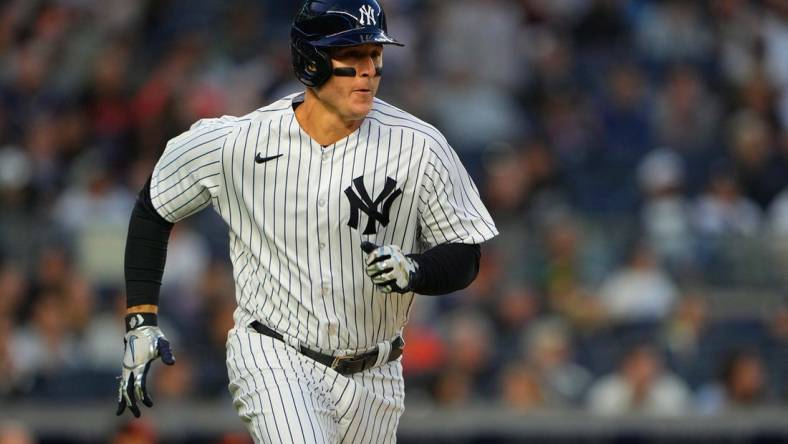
[316,150,329,251]
[315,146,334,345]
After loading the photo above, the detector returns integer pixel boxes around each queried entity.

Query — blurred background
[2,0,788,442]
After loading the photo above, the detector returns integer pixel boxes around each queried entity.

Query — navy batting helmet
[291,0,404,88]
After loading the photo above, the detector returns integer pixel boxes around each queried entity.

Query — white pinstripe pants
[226,326,406,444]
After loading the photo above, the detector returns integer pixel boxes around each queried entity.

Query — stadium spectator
[0,421,36,444]
[530,208,608,331]
[727,111,786,209]
[637,147,695,273]
[0,146,39,270]
[634,0,714,66]
[10,290,80,396]
[696,350,769,414]
[597,242,679,322]
[661,293,710,384]
[493,285,540,352]
[433,310,497,405]
[709,0,762,87]
[0,316,18,397]
[762,1,788,128]
[429,0,527,90]
[79,292,126,372]
[655,65,721,165]
[481,142,530,285]
[586,344,691,416]
[768,185,788,243]
[52,157,134,286]
[522,318,592,407]
[692,161,762,237]
[766,300,788,400]
[497,360,544,411]
[432,368,474,408]
[0,263,26,321]
[593,62,652,212]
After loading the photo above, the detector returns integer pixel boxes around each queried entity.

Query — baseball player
[116,0,498,442]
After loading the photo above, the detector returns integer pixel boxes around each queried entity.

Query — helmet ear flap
[292,38,332,88]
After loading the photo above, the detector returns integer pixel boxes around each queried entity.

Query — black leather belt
[249,321,404,375]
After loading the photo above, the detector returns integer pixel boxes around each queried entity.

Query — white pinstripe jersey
[150,92,498,355]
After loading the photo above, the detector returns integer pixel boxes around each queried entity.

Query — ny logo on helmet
[359,5,376,26]
[345,176,401,235]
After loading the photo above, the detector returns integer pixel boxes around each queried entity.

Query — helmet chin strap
[332,67,383,77]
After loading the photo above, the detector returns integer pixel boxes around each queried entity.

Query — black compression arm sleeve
[407,243,481,296]
[125,177,174,308]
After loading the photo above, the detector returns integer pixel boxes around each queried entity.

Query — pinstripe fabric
[149,92,497,442]
[227,326,404,444]
[149,92,497,354]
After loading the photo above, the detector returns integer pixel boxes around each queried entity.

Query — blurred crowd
[3,1,788,439]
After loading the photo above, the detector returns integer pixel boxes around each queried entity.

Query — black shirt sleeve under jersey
[407,243,481,296]
[125,177,174,308]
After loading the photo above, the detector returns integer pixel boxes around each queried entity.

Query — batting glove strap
[116,325,175,418]
[363,244,420,293]
[124,312,158,332]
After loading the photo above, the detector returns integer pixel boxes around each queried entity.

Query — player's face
[319,44,383,121]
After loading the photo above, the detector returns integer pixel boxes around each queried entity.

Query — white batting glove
[116,317,175,418]
[361,241,419,293]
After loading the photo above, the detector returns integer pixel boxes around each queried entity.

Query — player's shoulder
[188,92,299,130]
[163,113,242,154]
[368,98,450,152]
[170,93,299,147]
[185,114,247,135]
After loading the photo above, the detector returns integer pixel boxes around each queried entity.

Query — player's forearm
[407,243,481,295]
[125,177,174,309]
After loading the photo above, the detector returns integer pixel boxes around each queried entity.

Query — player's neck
[295,89,364,147]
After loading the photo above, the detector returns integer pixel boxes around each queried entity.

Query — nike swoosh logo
[255,153,283,164]
[129,335,138,361]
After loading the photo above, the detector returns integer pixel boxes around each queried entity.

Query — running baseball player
[116,0,498,442]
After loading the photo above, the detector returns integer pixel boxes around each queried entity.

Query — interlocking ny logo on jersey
[345,176,402,235]
[359,5,376,25]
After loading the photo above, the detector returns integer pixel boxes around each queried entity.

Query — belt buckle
[331,354,351,371]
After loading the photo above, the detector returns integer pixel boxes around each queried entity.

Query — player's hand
[361,241,419,293]
[116,318,175,418]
